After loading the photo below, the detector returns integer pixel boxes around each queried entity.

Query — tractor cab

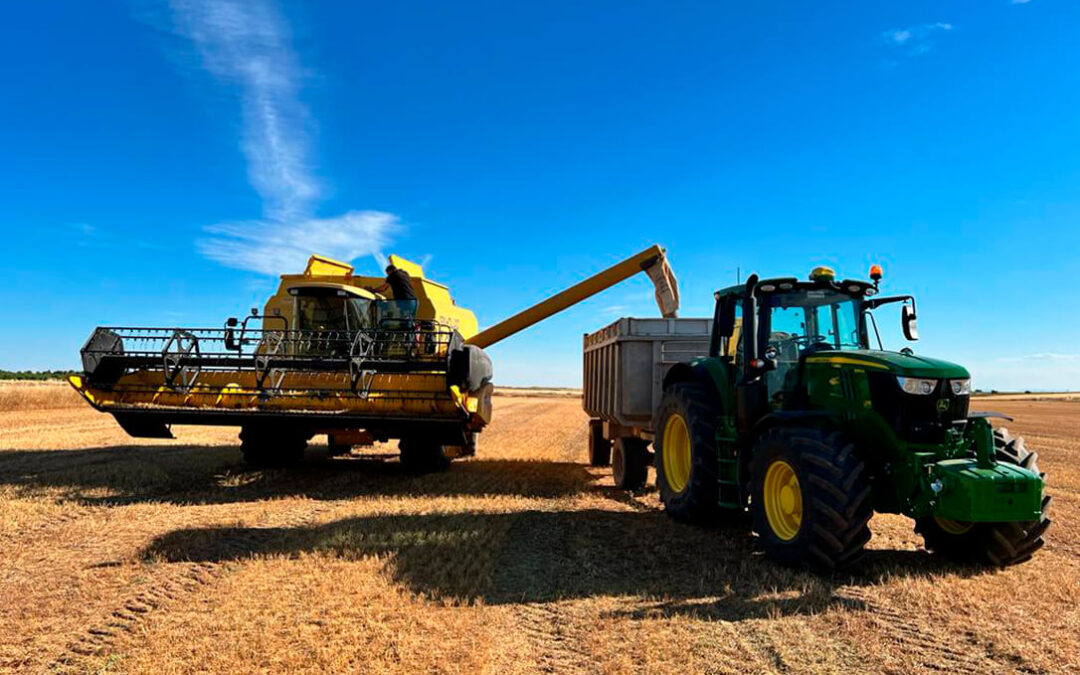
[709,266,927,412]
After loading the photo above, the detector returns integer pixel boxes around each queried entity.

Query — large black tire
[654,382,727,523]
[612,437,648,490]
[240,425,308,468]
[588,420,612,467]
[326,434,353,457]
[750,427,872,573]
[399,437,452,474]
[915,428,1051,567]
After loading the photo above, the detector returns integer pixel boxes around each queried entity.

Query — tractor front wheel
[750,427,872,572]
[915,428,1051,567]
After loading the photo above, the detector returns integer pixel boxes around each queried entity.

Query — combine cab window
[297,296,347,332]
[295,296,373,333]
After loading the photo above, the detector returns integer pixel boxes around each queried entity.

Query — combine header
[71,246,677,471]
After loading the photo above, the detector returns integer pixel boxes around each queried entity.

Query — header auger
[70,246,678,472]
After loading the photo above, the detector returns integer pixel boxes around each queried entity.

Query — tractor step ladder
[716,418,741,509]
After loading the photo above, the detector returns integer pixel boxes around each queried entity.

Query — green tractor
[655,265,1050,572]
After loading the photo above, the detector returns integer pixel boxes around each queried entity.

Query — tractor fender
[662,362,720,399]
[752,410,834,438]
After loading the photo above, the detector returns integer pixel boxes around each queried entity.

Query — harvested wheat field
[1,381,1077,674]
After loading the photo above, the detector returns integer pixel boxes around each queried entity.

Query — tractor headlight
[897,376,938,395]
[949,378,971,396]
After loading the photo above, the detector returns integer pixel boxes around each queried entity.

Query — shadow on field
[140,507,983,621]
[0,443,593,504]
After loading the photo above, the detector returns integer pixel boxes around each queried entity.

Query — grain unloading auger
[70,245,678,471]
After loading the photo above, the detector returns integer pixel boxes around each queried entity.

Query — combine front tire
[588,419,612,467]
[654,382,728,523]
[612,437,649,490]
[750,427,872,572]
[916,428,1051,567]
[399,438,452,474]
[239,425,308,468]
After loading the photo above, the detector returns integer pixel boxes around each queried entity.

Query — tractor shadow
[140,506,988,622]
[0,442,595,505]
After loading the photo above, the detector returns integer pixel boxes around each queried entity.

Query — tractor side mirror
[224,317,239,351]
[902,304,919,341]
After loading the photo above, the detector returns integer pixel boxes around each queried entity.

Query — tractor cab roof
[714,268,878,303]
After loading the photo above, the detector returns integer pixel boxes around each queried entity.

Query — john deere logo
[936,399,950,412]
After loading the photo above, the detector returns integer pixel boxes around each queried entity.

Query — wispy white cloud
[882,22,953,56]
[199,210,401,275]
[162,0,399,274]
[998,353,1080,363]
[1011,0,1033,4]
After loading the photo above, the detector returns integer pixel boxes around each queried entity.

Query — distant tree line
[0,370,78,381]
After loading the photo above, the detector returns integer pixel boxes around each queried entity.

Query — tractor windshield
[760,288,864,402]
[764,289,863,355]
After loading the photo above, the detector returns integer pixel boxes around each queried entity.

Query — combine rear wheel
[612,437,648,490]
[239,425,308,468]
[654,382,731,523]
[750,427,872,572]
[916,428,1051,567]
[399,438,452,474]
[588,419,612,467]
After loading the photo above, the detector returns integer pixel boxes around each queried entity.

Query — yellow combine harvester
[70,245,678,472]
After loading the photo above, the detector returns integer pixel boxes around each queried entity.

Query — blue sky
[2,0,1078,390]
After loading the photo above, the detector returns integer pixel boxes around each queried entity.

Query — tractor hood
[806,350,970,379]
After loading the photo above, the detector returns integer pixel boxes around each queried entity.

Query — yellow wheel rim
[662,413,692,494]
[763,459,803,541]
[934,517,974,535]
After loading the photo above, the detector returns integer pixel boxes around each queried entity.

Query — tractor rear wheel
[399,437,452,474]
[915,428,1051,567]
[654,382,732,523]
[588,419,612,467]
[750,427,872,572]
[612,437,648,490]
[240,425,308,468]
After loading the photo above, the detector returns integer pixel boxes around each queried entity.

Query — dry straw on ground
[1,382,1077,674]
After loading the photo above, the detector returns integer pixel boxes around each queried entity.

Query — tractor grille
[867,372,970,443]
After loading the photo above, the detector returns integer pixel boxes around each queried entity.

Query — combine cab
[71,246,679,472]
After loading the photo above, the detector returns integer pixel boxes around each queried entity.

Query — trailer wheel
[654,382,732,523]
[915,428,1051,567]
[399,438,452,474]
[750,427,872,572]
[612,437,649,490]
[239,425,307,468]
[588,419,612,467]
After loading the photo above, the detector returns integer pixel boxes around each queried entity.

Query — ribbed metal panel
[582,318,711,431]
